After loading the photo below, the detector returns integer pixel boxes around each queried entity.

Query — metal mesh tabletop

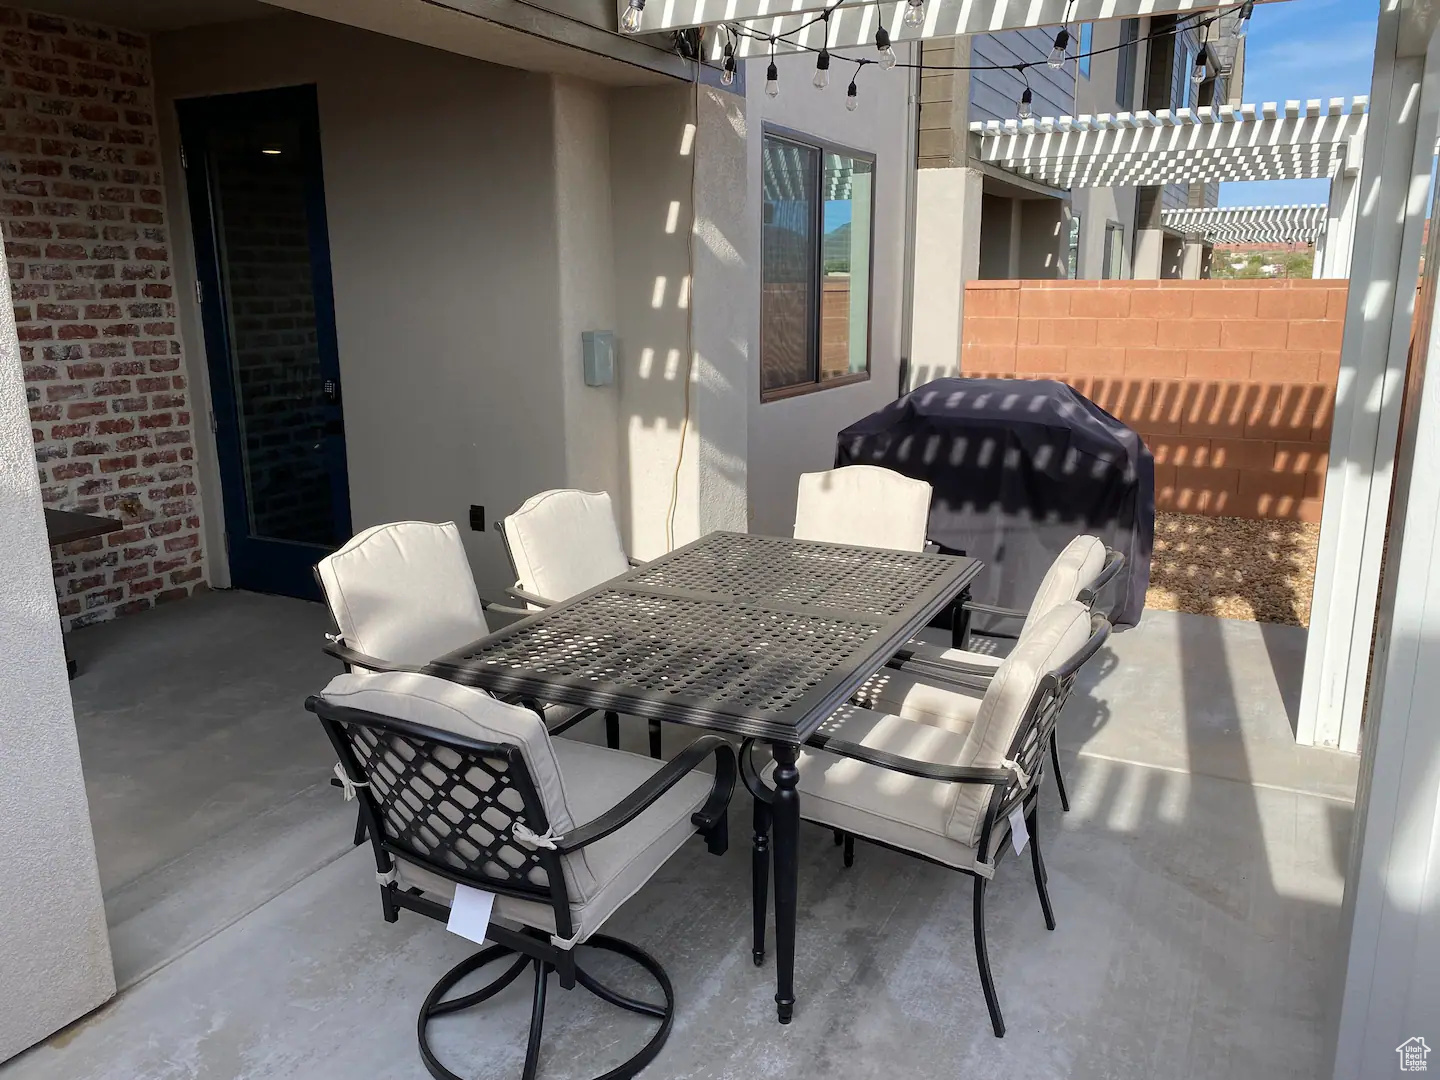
[428,532,981,742]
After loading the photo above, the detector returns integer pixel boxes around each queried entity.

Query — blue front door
[178,85,350,599]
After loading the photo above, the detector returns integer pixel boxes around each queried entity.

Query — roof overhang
[661,0,1283,60]
[971,97,1367,189]
[1161,204,1327,244]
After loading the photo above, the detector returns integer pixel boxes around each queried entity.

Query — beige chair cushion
[317,521,488,668]
[793,466,933,553]
[502,489,630,605]
[762,707,1004,873]
[320,672,709,943]
[853,668,985,739]
[1025,535,1106,626]
[901,534,1103,670]
[946,601,1091,845]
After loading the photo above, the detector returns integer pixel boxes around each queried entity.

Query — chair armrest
[323,639,422,674]
[962,600,1028,621]
[889,647,1002,681]
[806,731,1011,787]
[553,735,737,853]
[481,598,535,620]
[505,585,555,609]
[887,658,994,692]
[1077,549,1127,607]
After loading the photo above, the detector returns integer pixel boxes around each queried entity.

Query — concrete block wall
[0,6,206,628]
[961,278,1347,521]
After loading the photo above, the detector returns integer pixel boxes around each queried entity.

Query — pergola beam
[680,0,1259,58]
[970,97,1367,189]
[1162,204,1328,244]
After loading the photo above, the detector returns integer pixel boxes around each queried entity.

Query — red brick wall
[961,278,1347,522]
[1,6,206,627]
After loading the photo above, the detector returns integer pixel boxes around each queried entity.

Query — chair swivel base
[417,934,674,1080]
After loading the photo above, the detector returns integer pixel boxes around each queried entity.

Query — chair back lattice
[314,700,572,931]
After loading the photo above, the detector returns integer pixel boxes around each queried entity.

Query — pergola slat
[971,97,1367,189]
[1161,203,1328,244]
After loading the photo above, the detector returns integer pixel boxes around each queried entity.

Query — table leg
[952,585,973,650]
[769,741,800,1024]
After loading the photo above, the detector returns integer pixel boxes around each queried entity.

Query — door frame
[176,84,350,599]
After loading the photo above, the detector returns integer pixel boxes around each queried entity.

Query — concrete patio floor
[1,591,1358,1080]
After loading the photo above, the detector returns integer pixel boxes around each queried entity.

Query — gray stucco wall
[0,243,114,1063]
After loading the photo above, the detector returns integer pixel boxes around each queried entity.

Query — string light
[1047,28,1069,69]
[1234,1,1253,39]
[813,44,831,88]
[875,27,897,70]
[619,0,644,34]
[723,0,1245,112]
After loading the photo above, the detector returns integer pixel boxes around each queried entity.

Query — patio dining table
[426,530,983,1023]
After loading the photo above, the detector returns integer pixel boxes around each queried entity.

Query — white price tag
[446,883,496,945]
[1008,807,1030,855]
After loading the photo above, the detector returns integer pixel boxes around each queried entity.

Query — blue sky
[1217,0,1379,207]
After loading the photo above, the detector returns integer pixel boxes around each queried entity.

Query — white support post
[1297,9,1439,751]
[910,166,982,385]
[1323,165,1360,278]
[1329,18,1440,1074]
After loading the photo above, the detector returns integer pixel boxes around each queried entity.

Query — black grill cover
[835,378,1153,628]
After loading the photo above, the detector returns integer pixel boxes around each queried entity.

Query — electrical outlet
[469,505,485,532]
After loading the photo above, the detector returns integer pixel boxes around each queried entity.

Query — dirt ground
[1145,512,1320,627]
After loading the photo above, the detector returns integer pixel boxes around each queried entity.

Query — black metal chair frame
[305,695,736,1080]
[492,514,663,760]
[885,548,1124,813]
[742,613,1110,1038]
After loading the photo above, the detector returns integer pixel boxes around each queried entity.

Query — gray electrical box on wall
[581,330,615,386]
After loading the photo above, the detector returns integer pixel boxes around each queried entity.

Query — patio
[1,588,1356,1080]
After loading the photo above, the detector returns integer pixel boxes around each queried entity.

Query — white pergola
[1161,203,1327,245]
[625,0,1251,59]
[970,97,1365,276]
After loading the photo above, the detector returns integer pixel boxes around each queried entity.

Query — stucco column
[0,228,115,1062]
[910,166,982,385]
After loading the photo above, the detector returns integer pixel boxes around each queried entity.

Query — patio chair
[316,522,595,843]
[499,489,662,758]
[308,671,735,1080]
[744,601,1109,1038]
[882,534,1124,811]
[792,464,933,552]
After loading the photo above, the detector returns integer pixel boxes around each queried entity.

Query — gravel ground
[1145,512,1320,627]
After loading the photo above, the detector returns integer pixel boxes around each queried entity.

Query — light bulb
[1191,44,1208,87]
[721,50,736,86]
[1234,1,1253,39]
[1047,28,1069,69]
[903,0,924,28]
[619,0,644,33]
[765,60,779,97]
[1018,87,1033,120]
[875,28,897,70]
[846,81,858,111]
[813,48,830,89]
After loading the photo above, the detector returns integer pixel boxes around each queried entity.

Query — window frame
[1067,212,1082,279]
[759,124,877,403]
[1115,18,1139,110]
[1102,220,1125,279]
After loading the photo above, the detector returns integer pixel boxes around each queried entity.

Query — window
[1067,213,1082,279]
[1103,221,1125,279]
[1115,19,1139,109]
[1181,40,1199,108]
[1078,23,1093,78]
[760,130,874,398]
